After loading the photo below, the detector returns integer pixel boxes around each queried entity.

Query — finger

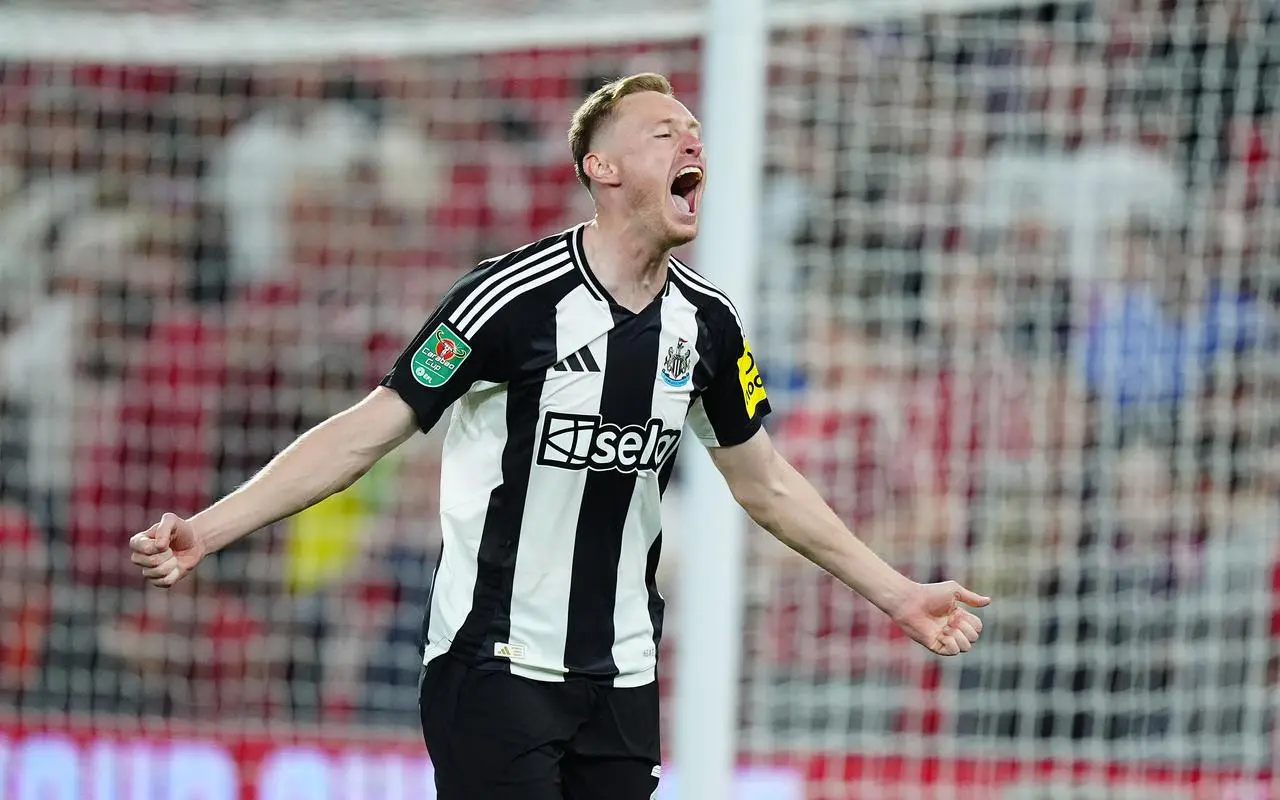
[141,557,178,580]
[131,549,171,568]
[956,619,980,644]
[957,609,983,636]
[152,513,179,550]
[951,628,972,653]
[151,569,183,588]
[953,584,991,608]
[130,530,162,555]
[936,634,959,656]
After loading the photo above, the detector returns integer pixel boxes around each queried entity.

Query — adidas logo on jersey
[494,641,527,660]
[536,412,681,474]
[551,345,601,373]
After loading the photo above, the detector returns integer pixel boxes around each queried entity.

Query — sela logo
[537,413,681,474]
[660,337,693,387]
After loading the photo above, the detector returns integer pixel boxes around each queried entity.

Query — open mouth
[670,166,703,217]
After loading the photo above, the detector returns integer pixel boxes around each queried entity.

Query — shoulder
[441,230,577,340]
[449,229,575,302]
[667,256,745,336]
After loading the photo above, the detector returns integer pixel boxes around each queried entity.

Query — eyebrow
[657,117,701,133]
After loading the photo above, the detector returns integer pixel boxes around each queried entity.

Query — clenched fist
[128,513,205,588]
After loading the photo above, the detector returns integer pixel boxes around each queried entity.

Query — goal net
[0,0,1276,798]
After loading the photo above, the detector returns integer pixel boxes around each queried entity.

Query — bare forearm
[711,431,988,656]
[192,394,413,553]
[743,456,914,614]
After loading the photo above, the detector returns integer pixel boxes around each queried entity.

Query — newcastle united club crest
[661,338,692,387]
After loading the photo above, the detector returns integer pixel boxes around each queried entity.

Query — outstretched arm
[193,387,417,552]
[130,257,516,590]
[129,387,418,587]
[708,427,989,656]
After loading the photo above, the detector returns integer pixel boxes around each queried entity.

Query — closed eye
[655,133,673,139]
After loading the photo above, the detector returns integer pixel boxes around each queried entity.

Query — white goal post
[0,1,1054,62]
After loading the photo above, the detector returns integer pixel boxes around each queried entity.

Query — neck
[582,209,672,310]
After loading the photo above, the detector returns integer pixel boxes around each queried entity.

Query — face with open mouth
[604,91,706,246]
[669,163,703,225]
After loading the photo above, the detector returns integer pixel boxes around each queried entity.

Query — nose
[683,135,702,158]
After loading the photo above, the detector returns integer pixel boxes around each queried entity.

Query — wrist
[868,572,917,619]
[189,510,226,556]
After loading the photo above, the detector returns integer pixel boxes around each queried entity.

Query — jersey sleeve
[687,313,772,448]
[380,269,510,433]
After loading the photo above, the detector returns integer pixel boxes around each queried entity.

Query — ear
[583,152,621,189]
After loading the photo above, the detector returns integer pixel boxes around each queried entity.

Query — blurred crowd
[745,0,1280,765]
[0,0,1277,768]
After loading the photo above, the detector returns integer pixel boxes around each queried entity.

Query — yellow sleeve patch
[736,338,767,418]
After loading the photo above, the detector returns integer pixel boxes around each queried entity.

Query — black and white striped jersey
[381,223,771,687]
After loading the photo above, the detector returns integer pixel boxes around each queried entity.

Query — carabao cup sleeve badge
[411,323,472,388]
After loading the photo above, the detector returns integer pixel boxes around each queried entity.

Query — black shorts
[419,654,661,800]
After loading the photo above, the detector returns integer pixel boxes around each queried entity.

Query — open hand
[128,513,205,588]
[889,581,989,656]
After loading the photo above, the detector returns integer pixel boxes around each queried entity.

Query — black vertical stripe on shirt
[563,305,662,678]
[450,322,557,667]
[645,449,680,659]
[689,312,718,400]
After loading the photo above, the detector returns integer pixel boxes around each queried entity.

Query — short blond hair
[568,72,674,191]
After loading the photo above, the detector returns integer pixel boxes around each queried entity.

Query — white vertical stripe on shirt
[423,386,510,666]
[506,287,611,681]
